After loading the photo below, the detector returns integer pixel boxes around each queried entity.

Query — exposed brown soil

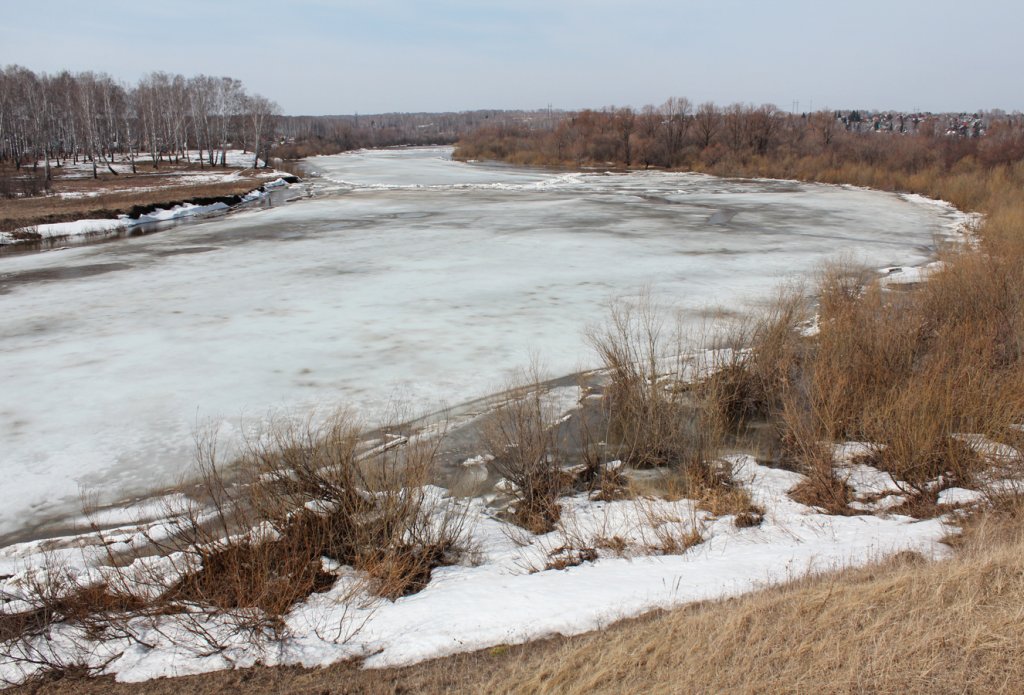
[2,632,573,694]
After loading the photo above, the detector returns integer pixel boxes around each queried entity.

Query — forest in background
[271,109,561,159]
[454,99,1024,190]
[0,66,280,194]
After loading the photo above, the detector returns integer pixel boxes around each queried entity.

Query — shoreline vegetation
[4,99,1024,692]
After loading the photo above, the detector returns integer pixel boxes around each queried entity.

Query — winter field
[0,147,982,685]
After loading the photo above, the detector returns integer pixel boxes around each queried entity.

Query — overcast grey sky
[1,0,1020,115]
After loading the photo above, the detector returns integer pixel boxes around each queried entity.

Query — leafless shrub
[482,368,573,534]
[779,393,853,515]
[772,248,1024,514]
[155,413,472,612]
[586,297,717,474]
[698,286,810,432]
[0,555,149,686]
[630,494,707,555]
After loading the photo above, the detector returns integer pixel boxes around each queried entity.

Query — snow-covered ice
[0,147,967,538]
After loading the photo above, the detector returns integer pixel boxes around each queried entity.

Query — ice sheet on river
[0,147,966,538]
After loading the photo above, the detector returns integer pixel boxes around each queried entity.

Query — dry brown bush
[586,298,720,478]
[767,244,1024,509]
[776,391,852,514]
[809,267,923,440]
[0,557,153,683]
[165,414,472,608]
[698,286,809,431]
[481,369,573,534]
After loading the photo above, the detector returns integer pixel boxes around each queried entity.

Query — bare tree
[0,65,278,181]
[635,104,661,168]
[723,103,748,154]
[613,107,635,166]
[246,94,280,168]
[809,110,838,149]
[748,104,780,155]
[659,96,692,166]
[136,73,164,169]
[694,102,721,150]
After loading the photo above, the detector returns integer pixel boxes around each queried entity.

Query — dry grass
[695,482,765,527]
[586,298,722,480]
[754,247,1024,509]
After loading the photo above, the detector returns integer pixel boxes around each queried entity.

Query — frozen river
[0,147,961,538]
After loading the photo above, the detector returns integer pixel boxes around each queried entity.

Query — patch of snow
[878,261,944,286]
[9,218,127,241]
[899,192,982,239]
[136,202,229,224]
[832,443,908,506]
[848,495,906,512]
[937,487,985,506]
[833,442,881,467]
[840,465,902,495]
[77,494,192,528]
[799,315,820,337]
[953,433,1022,464]
[494,478,518,493]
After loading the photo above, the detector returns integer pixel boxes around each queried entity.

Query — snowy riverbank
[0,177,293,246]
[0,439,969,686]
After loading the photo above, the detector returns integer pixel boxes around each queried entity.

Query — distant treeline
[272,110,561,159]
[453,99,1024,182]
[0,65,280,183]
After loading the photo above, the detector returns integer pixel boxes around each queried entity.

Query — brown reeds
[481,368,574,534]
[586,298,720,477]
